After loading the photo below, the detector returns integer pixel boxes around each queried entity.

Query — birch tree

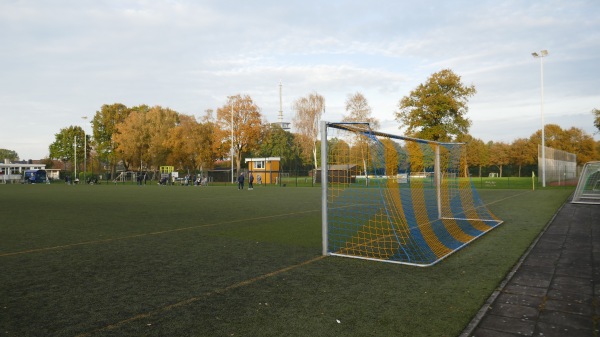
[293,92,325,169]
[342,92,379,129]
[342,92,379,177]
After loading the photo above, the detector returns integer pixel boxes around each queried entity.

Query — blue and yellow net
[324,123,503,266]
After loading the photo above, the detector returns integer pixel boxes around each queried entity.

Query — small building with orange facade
[244,157,281,184]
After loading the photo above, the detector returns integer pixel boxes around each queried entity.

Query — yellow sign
[160,166,174,174]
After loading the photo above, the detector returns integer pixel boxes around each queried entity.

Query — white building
[0,159,46,183]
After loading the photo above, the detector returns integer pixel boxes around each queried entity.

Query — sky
[1,0,599,160]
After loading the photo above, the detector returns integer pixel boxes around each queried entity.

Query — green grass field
[0,184,572,336]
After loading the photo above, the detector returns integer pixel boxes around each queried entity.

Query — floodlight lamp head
[532,50,549,58]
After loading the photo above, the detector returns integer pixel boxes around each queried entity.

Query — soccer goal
[572,161,600,204]
[320,122,503,267]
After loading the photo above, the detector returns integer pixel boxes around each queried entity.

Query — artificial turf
[0,184,572,336]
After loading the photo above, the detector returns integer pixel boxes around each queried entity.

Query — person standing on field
[238,172,245,190]
[248,172,254,190]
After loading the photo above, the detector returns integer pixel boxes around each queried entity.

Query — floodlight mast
[74,135,77,183]
[82,116,87,184]
[321,120,328,256]
[532,49,548,188]
[231,102,234,184]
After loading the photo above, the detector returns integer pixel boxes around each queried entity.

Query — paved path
[461,200,600,337]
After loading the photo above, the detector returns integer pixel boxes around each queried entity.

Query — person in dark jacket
[238,173,245,190]
[248,172,254,190]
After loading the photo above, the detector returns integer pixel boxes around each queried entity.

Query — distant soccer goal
[320,122,503,267]
[572,161,600,204]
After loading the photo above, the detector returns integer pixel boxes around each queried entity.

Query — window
[254,161,265,169]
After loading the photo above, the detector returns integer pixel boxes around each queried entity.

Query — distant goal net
[572,161,600,204]
[320,122,503,267]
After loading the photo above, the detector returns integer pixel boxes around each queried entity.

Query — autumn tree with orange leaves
[216,95,264,175]
[91,103,131,176]
[164,114,218,173]
[113,105,179,170]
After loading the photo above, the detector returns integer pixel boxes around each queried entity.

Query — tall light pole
[532,49,548,187]
[74,135,77,183]
[231,100,235,184]
[82,116,88,184]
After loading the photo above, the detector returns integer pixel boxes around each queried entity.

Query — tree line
[17,69,596,177]
[47,94,326,177]
[459,124,597,177]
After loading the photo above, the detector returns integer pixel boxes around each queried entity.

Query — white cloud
[1,0,599,160]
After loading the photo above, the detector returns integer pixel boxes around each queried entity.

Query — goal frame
[572,161,600,204]
[320,121,503,266]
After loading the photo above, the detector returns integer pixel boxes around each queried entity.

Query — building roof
[244,157,281,162]
[0,163,46,169]
[327,164,358,170]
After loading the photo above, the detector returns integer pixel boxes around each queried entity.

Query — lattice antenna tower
[271,82,290,131]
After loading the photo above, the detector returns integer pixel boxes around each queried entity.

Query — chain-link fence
[538,145,577,185]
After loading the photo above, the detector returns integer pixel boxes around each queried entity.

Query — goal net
[321,122,503,266]
[572,161,600,204]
